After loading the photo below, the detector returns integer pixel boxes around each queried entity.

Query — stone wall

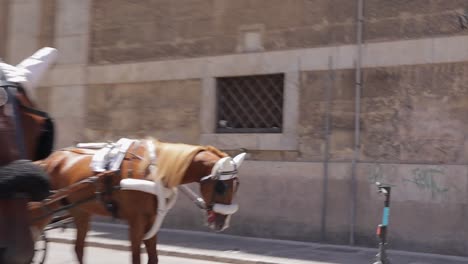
[85,80,202,144]
[361,63,468,163]
[0,0,9,59]
[298,62,468,164]
[90,0,468,64]
[90,0,356,63]
[38,0,56,48]
[364,0,468,42]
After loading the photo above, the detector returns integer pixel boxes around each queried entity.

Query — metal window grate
[216,73,284,133]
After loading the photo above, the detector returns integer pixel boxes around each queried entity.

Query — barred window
[216,73,284,133]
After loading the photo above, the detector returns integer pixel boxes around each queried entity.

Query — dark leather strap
[0,66,5,82]
[0,68,27,159]
[5,87,26,159]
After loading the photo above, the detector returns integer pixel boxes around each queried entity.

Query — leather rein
[0,69,27,159]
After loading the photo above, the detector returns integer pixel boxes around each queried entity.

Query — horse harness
[76,138,240,216]
[0,69,54,164]
[72,139,157,218]
[73,138,180,239]
[33,139,154,222]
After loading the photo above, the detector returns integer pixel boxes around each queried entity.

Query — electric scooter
[373,182,391,264]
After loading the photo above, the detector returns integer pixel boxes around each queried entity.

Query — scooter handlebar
[375,182,390,194]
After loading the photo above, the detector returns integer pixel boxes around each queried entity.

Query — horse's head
[189,150,246,232]
[0,47,57,165]
[0,84,54,165]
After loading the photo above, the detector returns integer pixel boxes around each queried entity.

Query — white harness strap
[76,142,108,149]
[120,178,178,240]
[109,139,135,171]
[119,139,177,240]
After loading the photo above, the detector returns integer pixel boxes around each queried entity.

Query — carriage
[0,51,245,264]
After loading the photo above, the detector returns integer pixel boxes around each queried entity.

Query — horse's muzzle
[212,203,239,215]
[206,203,238,232]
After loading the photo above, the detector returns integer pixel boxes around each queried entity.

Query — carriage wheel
[31,232,48,264]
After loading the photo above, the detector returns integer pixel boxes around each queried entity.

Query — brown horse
[0,58,55,264]
[32,138,245,264]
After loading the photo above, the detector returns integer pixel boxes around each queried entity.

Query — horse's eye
[215,180,227,195]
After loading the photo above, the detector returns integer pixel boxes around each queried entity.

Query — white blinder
[200,153,246,182]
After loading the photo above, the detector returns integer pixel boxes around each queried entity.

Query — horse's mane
[139,138,227,188]
[204,145,228,158]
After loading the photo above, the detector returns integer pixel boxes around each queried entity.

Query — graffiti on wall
[403,167,449,199]
[368,164,451,200]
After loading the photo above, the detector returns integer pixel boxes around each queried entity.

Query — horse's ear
[233,153,246,168]
[211,157,231,175]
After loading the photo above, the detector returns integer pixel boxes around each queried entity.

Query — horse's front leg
[144,234,158,264]
[129,215,145,264]
[70,209,90,264]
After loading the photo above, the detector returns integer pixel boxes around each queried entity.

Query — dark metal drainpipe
[350,0,364,246]
[320,56,334,241]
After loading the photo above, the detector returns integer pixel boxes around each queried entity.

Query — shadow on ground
[78,221,468,264]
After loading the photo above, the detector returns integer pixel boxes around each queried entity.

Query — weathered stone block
[363,68,401,98]
[38,0,55,47]
[327,0,356,24]
[365,0,468,42]
[365,19,402,42]
[329,24,355,45]
[174,18,214,39]
[55,36,88,64]
[49,85,86,119]
[55,0,90,36]
[171,0,213,19]
[255,0,304,30]
[86,80,202,143]
[302,0,329,26]
[0,0,9,58]
[214,35,238,54]
[54,116,85,148]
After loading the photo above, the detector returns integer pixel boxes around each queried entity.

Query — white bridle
[199,154,246,230]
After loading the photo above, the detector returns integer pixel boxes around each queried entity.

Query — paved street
[44,242,230,264]
[43,222,468,264]
[41,242,386,264]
